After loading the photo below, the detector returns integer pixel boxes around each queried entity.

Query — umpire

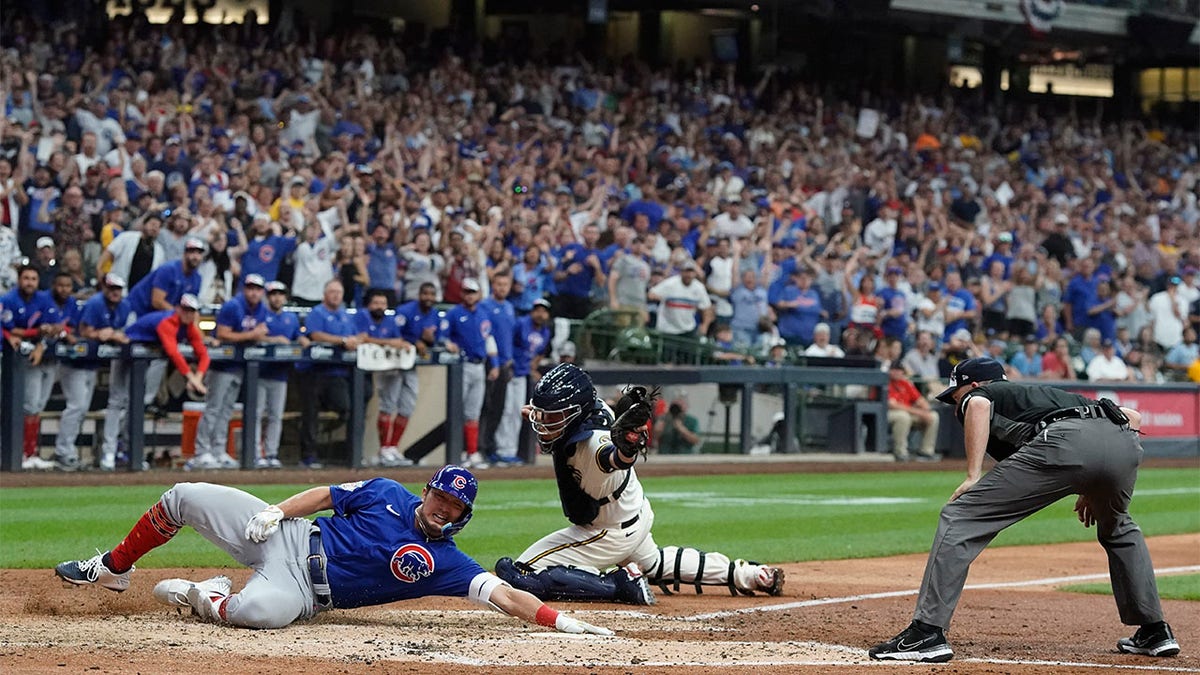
[870,357,1180,663]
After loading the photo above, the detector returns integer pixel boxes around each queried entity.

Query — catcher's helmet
[425,465,478,537]
[527,362,596,452]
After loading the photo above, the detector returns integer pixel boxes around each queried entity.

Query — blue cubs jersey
[213,294,269,372]
[394,301,440,345]
[261,308,301,381]
[125,310,180,343]
[0,288,52,332]
[75,293,133,370]
[355,311,401,340]
[317,478,486,609]
[241,235,297,282]
[479,297,516,364]
[297,303,359,374]
[513,315,551,377]
[440,303,496,366]
[126,260,201,316]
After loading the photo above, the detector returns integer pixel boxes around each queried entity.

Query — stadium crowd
[1,6,1199,471]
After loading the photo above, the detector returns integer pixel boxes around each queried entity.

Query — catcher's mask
[527,362,595,452]
[424,465,478,537]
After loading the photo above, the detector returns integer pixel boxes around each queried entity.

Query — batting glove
[555,613,614,636]
[244,505,285,542]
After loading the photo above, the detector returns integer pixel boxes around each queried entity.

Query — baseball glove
[612,385,659,455]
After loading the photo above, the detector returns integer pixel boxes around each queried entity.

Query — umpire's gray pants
[102,359,167,460]
[255,379,288,459]
[195,369,242,458]
[55,365,97,462]
[914,418,1164,629]
[158,482,320,628]
[463,361,485,421]
[24,361,58,415]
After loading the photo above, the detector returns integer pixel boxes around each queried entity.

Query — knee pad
[648,546,740,596]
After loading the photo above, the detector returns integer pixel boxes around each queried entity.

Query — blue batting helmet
[426,465,478,537]
[527,362,596,453]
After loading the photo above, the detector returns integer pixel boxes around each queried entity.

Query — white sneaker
[154,575,232,608]
[99,454,116,472]
[462,453,489,470]
[22,455,56,471]
[267,457,283,469]
[183,454,220,472]
[253,457,271,469]
[379,446,414,467]
[213,454,240,470]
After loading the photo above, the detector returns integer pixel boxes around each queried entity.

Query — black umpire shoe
[1118,622,1181,657]
[869,621,954,663]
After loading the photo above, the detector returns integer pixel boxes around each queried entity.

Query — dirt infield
[2,459,1197,673]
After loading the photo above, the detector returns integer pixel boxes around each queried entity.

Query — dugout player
[500,298,552,465]
[53,466,612,636]
[295,279,359,469]
[440,277,493,469]
[101,294,209,471]
[496,363,785,604]
[356,288,415,467]
[478,272,516,463]
[188,274,270,471]
[870,357,1180,663]
[254,281,307,469]
[391,281,441,463]
[125,237,204,317]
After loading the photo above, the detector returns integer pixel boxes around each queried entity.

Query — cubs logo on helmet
[390,544,435,583]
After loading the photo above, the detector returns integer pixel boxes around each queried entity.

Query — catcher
[53,466,611,636]
[496,363,785,604]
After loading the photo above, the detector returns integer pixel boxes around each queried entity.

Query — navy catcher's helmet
[426,465,478,536]
[527,362,596,452]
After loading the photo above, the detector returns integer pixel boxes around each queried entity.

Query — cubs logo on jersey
[390,544,435,583]
[258,245,275,263]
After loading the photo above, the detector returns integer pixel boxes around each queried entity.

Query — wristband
[535,605,559,627]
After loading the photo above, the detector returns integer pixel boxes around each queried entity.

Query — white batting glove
[244,505,285,542]
[555,613,614,636]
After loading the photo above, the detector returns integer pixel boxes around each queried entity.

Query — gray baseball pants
[494,376,526,458]
[255,379,288,459]
[375,370,402,414]
[195,369,242,459]
[463,361,485,421]
[157,482,321,628]
[914,417,1164,629]
[397,370,419,418]
[102,359,167,461]
[24,361,57,414]
[55,365,97,462]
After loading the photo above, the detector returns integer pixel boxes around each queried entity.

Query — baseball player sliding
[54,466,611,636]
[496,363,785,604]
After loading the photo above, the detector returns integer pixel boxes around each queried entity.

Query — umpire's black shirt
[956,380,1094,462]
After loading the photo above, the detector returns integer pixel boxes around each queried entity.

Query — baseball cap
[355,164,374,174]
[180,294,201,310]
[266,281,288,294]
[244,273,266,288]
[1102,337,1115,348]
[935,357,1008,405]
[36,236,55,249]
[532,298,552,311]
[680,261,699,272]
[951,328,973,343]
[886,266,903,275]
[289,176,308,187]
[1054,213,1069,225]
[165,136,181,146]
[997,232,1014,243]
[461,278,481,293]
[184,238,207,252]
[104,273,127,288]
[104,199,123,212]
[927,281,943,292]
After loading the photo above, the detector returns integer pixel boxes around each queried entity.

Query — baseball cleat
[869,621,954,663]
[54,551,134,592]
[22,455,56,471]
[1118,622,1180,657]
[154,575,232,609]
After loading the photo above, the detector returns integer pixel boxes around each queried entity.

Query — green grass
[1,468,1197,570]
[1061,573,1200,601]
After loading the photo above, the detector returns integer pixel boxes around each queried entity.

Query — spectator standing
[941,272,978,342]
[440,277,494,469]
[704,237,736,327]
[254,281,306,469]
[356,289,415,468]
[607,236,651,327]
[400,229,444,302]
[189,274,269,471]
[648,261,713,360]
[291,218,342,307]
[1147,276,1189,352]
[551,223,604,320]
[886,362,939,462]
[729,268,770,349]
[979,260,1010,338]
[100,213,165,289]
[775,266,823,347]
[1005,266,1038,339]
[365,223,400,305]
[914,282,947,344]
[103,295,209,471]
[1064,258,1099,340]
[295,279,360,469]
[240,212,297,283]
[1087,280,1118,343]
[878,266,910,344]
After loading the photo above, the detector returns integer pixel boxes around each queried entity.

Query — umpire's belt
[308,525,332,608]
[1036,405,1104,431]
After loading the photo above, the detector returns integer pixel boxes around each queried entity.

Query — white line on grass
[686,565,1200,621]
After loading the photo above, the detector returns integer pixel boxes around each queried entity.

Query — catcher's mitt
[612,385,659,455]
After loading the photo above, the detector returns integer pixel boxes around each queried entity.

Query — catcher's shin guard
[647,546,754,596]
[495,557,655,605]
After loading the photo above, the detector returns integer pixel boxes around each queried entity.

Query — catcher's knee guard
[648,547,758,593]
[495,557,656,605]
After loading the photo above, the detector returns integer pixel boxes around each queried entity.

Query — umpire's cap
[426,465,478,537]
[935,357,1007,405]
